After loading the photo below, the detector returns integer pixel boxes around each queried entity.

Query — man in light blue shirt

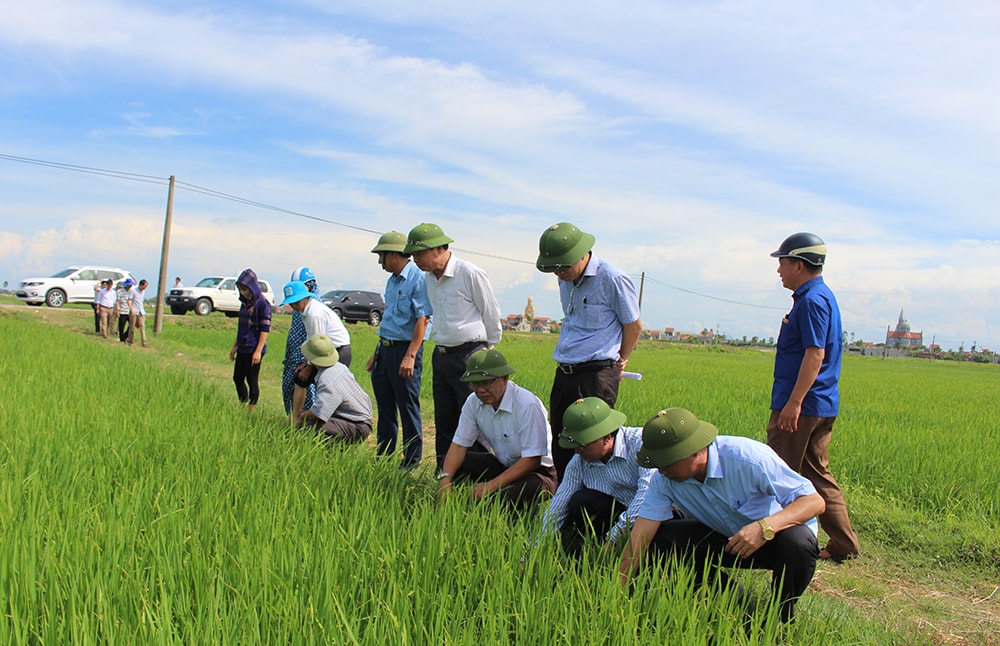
[367,231,432,470]
[537,397,653,554]
[536,222,642,481]
[619,408,825,623]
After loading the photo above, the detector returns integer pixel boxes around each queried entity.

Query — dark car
[320,290,385,326]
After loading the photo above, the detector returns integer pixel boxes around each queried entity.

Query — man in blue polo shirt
[367,231,432,470]
[536,222,642,481]
[767,232,860,563]
[619,407,825,624]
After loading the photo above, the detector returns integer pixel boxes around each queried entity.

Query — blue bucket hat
[281,280,313,305]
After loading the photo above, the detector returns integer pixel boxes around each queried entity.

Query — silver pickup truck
[166,276,275,316]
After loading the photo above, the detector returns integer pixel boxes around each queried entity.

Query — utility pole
[638,271,645,310]
[153,175,175,335]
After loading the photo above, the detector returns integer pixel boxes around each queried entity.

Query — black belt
[378,338,408,347]
[434,340,485,354]
[557,359,616,375]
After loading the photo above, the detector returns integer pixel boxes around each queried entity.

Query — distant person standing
[92,283,102,334]
[281,267,321,418]
[116,280,133,342]
[174,277,183,289]
[229,269,272,411]
[94,279,116,339]
[404,222,502,468]
[281,279,352,420]
[127,279,148,346]
[767,232,860,562]
[367,232,432,469]
[536,222,642,481]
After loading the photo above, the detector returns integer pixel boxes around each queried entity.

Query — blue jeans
[371,342,424,467]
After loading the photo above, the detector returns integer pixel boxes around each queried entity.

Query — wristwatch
[758,518,775,541]
[437,472,453,480]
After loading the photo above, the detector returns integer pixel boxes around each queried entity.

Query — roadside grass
[2,305,998,644]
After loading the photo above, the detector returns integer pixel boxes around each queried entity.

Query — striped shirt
[538,426,653,543]
[553,253,640,364]
[310,363,372,424]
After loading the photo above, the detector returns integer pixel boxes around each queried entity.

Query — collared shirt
[424,253,502,348]
[116,288,130,314]
[538,426,654,542]
[639,436,818,536]
[311,363,373,423]
[453,381,553,468]
[380,260,432,342]
[97,287,116,308]
[772,275,842,417]
[302,297,351,347]
[553,253,640,364]
[129,287,145,314]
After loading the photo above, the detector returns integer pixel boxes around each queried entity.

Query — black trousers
[549,365,620,481]
[648,519,818,623]
[117,313,131,342]
[454,450,557,512]
[232,352,263,405]
[431,342,486,468]
[560,488,627,555]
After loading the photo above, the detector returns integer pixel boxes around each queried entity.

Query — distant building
[886,310,923,348]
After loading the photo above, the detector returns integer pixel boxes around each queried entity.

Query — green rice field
[1,305,997,644]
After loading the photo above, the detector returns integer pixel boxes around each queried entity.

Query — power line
[641,275,786,311]
[1,151,781,312]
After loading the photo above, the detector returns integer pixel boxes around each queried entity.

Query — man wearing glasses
[405,223,503,470]
[536,222,642,482]
[437,348,556,511]
[536,397,653,554]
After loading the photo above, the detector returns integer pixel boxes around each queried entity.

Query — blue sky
[1,0,998,351]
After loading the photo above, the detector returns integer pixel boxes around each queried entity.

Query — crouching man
[295,334,372,443]
[437,348,557,511]
[619,407,825,623]
[536,397,653,554]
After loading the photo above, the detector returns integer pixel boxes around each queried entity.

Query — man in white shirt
[127,279,148,346]
[94,279,117,339]
[404,223,502,468]
[282,280,353,421]
[437,349,556,511]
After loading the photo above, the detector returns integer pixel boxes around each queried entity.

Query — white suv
[17,266,135,308]
[166,276,275,317]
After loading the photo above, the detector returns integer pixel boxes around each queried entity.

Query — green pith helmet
[371,231,408,254]
[558,397,627,448]
[770,232,827,267]
[300,334,340,368]
[403,223,454,255]
[536,222,596,272]
[636,408,718,468]
[460,348,516,382]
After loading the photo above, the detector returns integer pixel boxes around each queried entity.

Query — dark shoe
[819,549,860,564]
